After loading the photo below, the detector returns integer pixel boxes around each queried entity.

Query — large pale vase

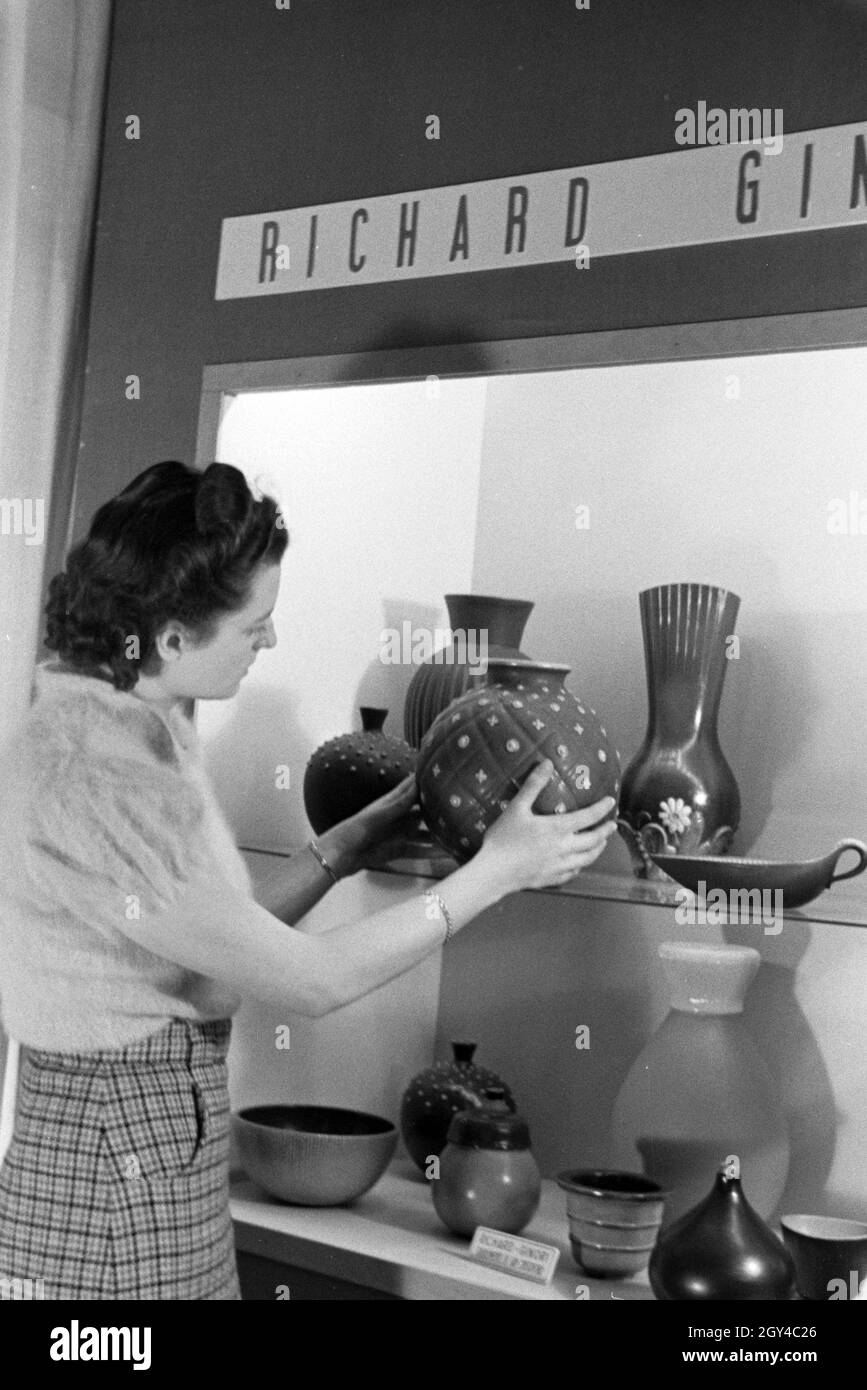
[610,942,790,1227]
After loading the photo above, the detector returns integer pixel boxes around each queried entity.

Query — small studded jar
[400,1041,516,1172]
[303,707,416,835]
[416,658,621,864]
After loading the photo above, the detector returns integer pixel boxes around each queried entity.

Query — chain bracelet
[307,839,339,885]
[425,888,455,945]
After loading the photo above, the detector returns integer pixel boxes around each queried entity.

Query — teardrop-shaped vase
[649,1169,795,1300]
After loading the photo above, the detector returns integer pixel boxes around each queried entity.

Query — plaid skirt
[0,1018,240,1300]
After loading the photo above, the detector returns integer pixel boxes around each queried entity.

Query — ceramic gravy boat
[649,838,867,910]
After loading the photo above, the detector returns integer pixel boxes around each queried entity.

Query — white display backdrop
[201,377,485,1129]
[201,345,867,1208]
[471,347,867,859]
[457,345,867,1210]
[205,346,867,863]
[199,376,486,849]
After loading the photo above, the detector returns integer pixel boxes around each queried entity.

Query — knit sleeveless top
[0,660,254,1049]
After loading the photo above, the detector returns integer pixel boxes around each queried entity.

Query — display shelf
[240,844,867,930]
[230,1160,654,1301]
[371,852,867,930]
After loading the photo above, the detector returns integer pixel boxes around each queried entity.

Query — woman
[0,460,617,1300]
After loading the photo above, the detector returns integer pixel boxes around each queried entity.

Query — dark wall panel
[73,0,867,536]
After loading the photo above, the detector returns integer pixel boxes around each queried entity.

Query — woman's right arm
[115,762,617,1016]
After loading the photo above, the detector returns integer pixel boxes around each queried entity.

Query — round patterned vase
[610,943,790,1228]
[403,594,534,748]
[617,583,742,879]
[303,707,416,835]
[400,1042,516,1172]
[416,658,621,865]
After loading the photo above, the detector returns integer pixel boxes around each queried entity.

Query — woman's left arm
[254,775,420,926]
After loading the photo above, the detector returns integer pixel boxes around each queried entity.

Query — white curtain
[0,0,112,1159]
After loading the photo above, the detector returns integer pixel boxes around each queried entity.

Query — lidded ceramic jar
[303,707,416,834]
[432,1088,542,1237]
[416,658,620,864]
[400,1041,516,1171]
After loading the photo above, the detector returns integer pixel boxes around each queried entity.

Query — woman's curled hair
[44,461,288,691]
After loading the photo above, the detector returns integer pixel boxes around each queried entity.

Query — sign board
[216,122,867,299]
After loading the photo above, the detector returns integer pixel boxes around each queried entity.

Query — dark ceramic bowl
[649,839,867,911]
[233,1104,398,1206]
[780,1214,867,1300]
[557,1169,667,1276]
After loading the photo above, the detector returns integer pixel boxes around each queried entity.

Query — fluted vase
[403,594,533,748]
[617,582,741,879]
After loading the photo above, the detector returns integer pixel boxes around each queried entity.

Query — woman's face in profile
[164,562,282,701]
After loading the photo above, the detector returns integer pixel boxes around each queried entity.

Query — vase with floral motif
[617,583,741,880]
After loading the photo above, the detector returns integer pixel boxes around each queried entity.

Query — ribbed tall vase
[403,594,534,748]
[618,583,741,878]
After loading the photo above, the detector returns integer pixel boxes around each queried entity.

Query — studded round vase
[416,658,621,865]
[302,707,416,835]
[400,1042,516,1172]
[432,1088,541,1238]
[610,943,790,1228]
[617,583,741,879]
[403,594,534,748]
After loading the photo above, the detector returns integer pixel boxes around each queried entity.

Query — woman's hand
[475,759,618,894]
[318,775,423,877]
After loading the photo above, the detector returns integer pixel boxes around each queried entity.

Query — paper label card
[468,1227,561,1285]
